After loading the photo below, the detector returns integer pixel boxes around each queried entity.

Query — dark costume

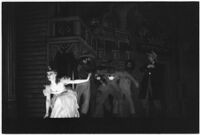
[76,57,96,116]
[139,63,164,100]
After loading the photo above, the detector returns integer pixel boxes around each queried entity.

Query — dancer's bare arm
[43,86,51,118]
[44,95,50,118]
[63,73,92,84]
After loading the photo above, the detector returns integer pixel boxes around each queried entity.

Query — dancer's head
[146,50,157,64]
[125,60,135,71]
[47,70,57,82]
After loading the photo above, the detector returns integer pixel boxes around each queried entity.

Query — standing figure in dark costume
[75,55,96,116]
[139,51,163,117]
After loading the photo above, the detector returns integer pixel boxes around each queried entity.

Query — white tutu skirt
[50,90,80,118]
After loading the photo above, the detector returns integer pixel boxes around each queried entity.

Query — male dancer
[139,50,163,117]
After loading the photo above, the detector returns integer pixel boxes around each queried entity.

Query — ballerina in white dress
[43,69,91,118]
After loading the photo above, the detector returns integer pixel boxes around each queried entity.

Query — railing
[48,16,132,60]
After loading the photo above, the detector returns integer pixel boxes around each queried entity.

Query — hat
[146,50,157,60]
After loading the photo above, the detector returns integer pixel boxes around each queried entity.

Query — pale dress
[43,82,80,118]
[50,90,80,118]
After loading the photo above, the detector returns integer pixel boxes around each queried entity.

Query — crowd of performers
[43,50,164,118]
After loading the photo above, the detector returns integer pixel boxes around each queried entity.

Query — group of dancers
[43,50,163,118]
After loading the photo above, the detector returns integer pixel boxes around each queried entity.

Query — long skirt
[50,90,80,118]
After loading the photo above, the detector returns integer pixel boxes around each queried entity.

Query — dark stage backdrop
[15,3,49,118]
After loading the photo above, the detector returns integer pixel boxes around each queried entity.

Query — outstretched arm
[63,73,92,85]
[124,72,139,88]
[114,72,139,88]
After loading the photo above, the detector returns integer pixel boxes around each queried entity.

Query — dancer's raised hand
[87,73,92,81]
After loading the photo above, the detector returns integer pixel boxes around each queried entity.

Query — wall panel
[16,3,49,118]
